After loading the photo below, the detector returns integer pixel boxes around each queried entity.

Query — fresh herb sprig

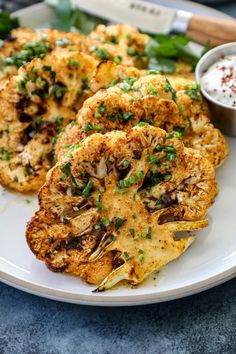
[0,11,19,39]
[145,34,200,73]
[46,0,108,34]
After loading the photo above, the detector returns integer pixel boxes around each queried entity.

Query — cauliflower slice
[0,48,98,192]
[56,73,228,168]
[26,126,217,290]
[0,28,85,81]
[0,24,148,82]
[0,47,143,192]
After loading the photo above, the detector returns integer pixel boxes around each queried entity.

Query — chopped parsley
[147,84,158,95]
[100,217,110,227]
[96,194,108,212]
[3,40,52,68]
[163,79,176,101]
[129,228,138,240]
[146,151,159,165]
[98,101,107,114]
[55,116,64,126]
[119,77,137,92]
[154,144,177,161]
[18,80,27,92]
[114,217,125,231]
[164,174,172,181]
[137,122,149,127]
[82,122,105,133]
[146,226,152,239]
[165,146,177,161]
[81,180,94,196]
[138,249,145,262]
[53,83,68,99]
[122,160,130,169]
[0,147,12,161]
[23,165,31,177]
[121,111,134,121]
[124,251,131,261]
[60,162,72,180]
[114,55,122,64]
[115,188,129,195]
[110,35,118,44]
[67,58,80,69]
[141,226,152,239]
[118,171,144,189]
[71,120,78,126]
[126,47,137,56]
[99,186,105,193]
[93,48,110,60]
[146,69,160,75]
[185,83,201,101]
[60,162,79,193]
[143,170,171,188]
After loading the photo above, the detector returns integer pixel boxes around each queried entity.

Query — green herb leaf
[82,180,94,196]
[48,0,108,34]
[82,122,105,133]
[124,251,131,261]
[115,217,125,231]
[148,57,176,74]
[129,228,138,240]
[0,11,19,39]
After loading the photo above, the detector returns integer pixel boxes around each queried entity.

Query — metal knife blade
[72,0,192,34]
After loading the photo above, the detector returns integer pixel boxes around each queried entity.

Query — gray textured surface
[1,2,236,354]
[1,279,236,354]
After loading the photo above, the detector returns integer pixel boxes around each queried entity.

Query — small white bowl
[195,42,236,137]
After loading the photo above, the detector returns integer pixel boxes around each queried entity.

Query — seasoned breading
[26,126,217,290]
[56,74,228,168]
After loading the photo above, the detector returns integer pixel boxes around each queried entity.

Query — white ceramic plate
[0,1,235,306]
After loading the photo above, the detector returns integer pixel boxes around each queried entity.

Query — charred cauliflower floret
[26,126,217,291]
[0,28,85,81]
[0,48,99,192]
[56,73,228,168]
[0,24,148,81]
[86,24,149,69]
[0,49,143,192]
[167,76,228,168]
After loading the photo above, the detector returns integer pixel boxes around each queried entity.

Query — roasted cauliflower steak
[0,47,142,192]
[0,24,148,82]
[86,24,149,68]
[0,28,85,81]
[26,126,217,291]
[56,73,228,168]
[0,48,98,192]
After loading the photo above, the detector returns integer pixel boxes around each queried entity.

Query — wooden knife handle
[186,15,236,47]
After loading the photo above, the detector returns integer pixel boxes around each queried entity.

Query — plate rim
[1,263,236,306]
[0,0,234,306]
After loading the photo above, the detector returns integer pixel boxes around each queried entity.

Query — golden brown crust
[85,24,149,68]
[0,24,148,81]
[56,74,228,168]
[26,126,217,289]
[0,28,85,80]
[0,48,99,192]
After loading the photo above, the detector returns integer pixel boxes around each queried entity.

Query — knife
[72,0,236,46]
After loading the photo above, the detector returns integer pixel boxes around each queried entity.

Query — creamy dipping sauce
[201,54,236,107]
